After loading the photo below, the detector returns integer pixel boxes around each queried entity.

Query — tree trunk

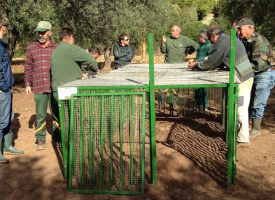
[104,45,112,69]
[8,27,19,61]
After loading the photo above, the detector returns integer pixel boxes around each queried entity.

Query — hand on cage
[188,62,196,70]
[82,73,88,79]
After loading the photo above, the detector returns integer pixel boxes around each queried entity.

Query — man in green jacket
[160,24,199,63]
[50,28,98,134]
[159,25,198,107]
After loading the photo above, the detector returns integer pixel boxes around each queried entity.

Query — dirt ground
[1,57,275,200]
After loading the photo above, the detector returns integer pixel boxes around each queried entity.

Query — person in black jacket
[113,33,134,69]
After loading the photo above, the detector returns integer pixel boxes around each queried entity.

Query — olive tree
[55,0,174,68]
[0,0,57,59]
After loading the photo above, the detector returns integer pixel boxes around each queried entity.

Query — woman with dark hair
[113,33,134,69]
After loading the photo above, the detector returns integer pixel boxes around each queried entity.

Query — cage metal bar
[148,33,157,185]
[119,95,125,190]
[68,97,75,190]
[109,95,114,190]
[130,95,135,188]
[227,29,237,187]
[89,96,95,190]
[59,100,68,179]
[99,95,105,190]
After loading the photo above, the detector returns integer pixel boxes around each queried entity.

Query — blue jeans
[250,70,275,119]
[0,89,14,139]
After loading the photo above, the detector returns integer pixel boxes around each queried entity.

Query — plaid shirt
[24,39,58,93]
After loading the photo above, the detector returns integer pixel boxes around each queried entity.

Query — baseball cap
[34,21,52,32]
[236,17,255,28]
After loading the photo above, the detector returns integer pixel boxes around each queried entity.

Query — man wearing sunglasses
[24,21,58,151]
[113,33,134,69]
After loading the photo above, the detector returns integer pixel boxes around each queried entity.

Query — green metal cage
[57,30,239,193]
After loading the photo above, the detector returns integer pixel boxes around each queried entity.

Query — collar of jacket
[0,37,7,47]
[247,32,258,43]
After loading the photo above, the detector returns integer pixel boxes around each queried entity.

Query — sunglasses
[124,38,130,41]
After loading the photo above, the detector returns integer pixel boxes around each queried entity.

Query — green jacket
[160,35,199,63]
[195,40,213,62]
[243,32,273,73]
[51,41,98,91]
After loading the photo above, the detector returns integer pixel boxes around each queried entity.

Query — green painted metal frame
[68,92,146,194]
[58,31,238,190]
[227,29,238,187]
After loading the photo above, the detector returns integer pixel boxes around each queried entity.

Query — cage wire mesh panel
[58,100,70,179]
[68,92,145,194]
[155,87,225,118]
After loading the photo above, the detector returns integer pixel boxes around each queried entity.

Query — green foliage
[55,0,174,53]
[210,16,232,35]
[214,0,275,46]
[181,22,209,42]
[168,0,216,19]
[0,0,60,58]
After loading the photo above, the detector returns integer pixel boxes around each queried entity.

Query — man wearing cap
[24,21,58,150]
[237,17,275,138]
[0,18,24,163]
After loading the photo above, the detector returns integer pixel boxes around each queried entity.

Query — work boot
[3,132,24,155]
[36,139,46,151]
[250,118,262,138]
[0,139,9,164]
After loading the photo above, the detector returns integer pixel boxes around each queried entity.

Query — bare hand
[82,73,88,79]
[25,86,32,96]
[162,36,166,46]
[188,59,194,64]
[162,35,167,43]
[188,62,196,70]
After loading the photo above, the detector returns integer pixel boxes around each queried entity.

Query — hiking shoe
[36,140,46,151]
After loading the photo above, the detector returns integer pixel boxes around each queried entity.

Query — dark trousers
[34,93,59,140]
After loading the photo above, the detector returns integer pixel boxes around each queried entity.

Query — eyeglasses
[124,38,129,41]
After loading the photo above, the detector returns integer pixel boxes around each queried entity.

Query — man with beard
[24,21,58,151]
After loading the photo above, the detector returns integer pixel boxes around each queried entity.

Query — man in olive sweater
[51,28,98,91]
[50,28,98,132]
[160,24,199,63]
[159,25,198,106]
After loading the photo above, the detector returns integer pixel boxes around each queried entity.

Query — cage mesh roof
[62,63,240,87]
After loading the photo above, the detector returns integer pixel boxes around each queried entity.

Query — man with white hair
[237,17,275,138]
[188,25,254,147]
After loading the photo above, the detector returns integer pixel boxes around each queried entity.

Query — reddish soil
[0,58,275,200]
